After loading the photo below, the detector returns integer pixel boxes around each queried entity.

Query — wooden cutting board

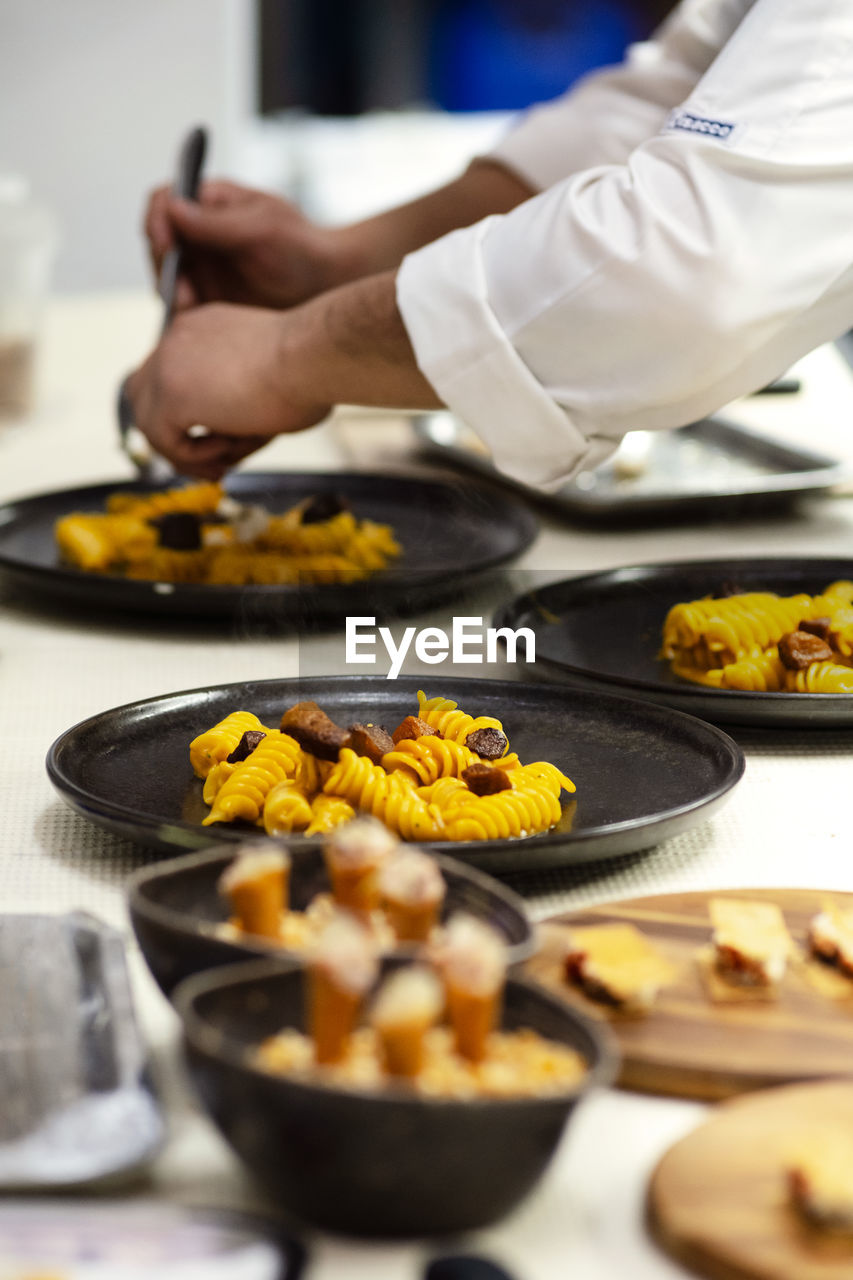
[648,1080,853,1280]
[527,888,853,1100]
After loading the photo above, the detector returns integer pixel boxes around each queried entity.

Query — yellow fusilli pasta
[190,711,268,779]
[56,482,400,586]
[662,582,853,694]
[263,782,315,835]
[381,736,482,785]
[192,692,574,842]
[323,749,444,841]
[416,691,508,751]
[203,731,303,825]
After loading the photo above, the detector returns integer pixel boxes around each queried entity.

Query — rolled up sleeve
[398,0,853,490]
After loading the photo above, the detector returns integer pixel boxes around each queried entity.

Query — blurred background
[1,0,675,294]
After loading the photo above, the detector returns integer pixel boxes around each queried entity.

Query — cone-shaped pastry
[377,848,446,942]
[433,915,506,1063]
[370,965,444,1078]
[323,816,398,915]
[308,913,379,1064]
[218,844,290,939]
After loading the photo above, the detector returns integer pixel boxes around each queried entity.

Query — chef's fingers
[144,185,175,278]
[166,195,253,249]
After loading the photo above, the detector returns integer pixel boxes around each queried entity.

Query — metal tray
[0,912,164,1187]
[414,412,847,524]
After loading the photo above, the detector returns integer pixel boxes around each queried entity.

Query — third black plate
[494,558,853,727]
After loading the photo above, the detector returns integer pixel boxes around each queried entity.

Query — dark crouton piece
[392,715,441,744]
[346,722,395,764]
[280,701,349,761]
[225,729,267,763]
[461,763,512,796]
[466,727,508,760]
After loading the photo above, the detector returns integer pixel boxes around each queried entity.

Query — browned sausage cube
[798,616,834,643]
[280,701,349,761]
[466,727,508,760]
[391,715,441,744]
[461,763,512,796]
[346,722,395,764]
[778,630,833,671]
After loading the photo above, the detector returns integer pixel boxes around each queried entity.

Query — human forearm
[127,271,441,478]
[286,270,442,410]
[326,160,536,285]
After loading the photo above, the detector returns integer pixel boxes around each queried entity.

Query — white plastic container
[0,175,57,419]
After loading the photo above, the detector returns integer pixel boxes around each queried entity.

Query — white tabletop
[4,291,853,1279]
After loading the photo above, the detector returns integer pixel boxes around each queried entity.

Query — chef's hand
[144,179,349,312]
[125,303,331,479]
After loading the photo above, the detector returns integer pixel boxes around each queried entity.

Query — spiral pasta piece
[190,711,268,779]
[442,776,563,841]
[263,782,314,835]
[381,736,481,785]
[415,690,508,750]
[323,749,444,841]
[202,760,235,805]
[662,593,822,668]
[304,793,356,835]
[203,730,303,825]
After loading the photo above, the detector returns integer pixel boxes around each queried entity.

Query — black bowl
[129,845,535,997]
[175,957,617,1237]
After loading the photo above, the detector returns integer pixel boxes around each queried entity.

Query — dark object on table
[46,674,744,870]
[415,411,847,525]
[493,557,853,727]
[425,1256,518,1280]
[752,376,802,394]
[128,844,535,996]
[0,913,163,1188]
[175,957,617,1236]
[0,471,538,622]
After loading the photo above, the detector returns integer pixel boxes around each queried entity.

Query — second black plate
[0,470,538,621]
[494,558,853,727]
[46,675,744,872]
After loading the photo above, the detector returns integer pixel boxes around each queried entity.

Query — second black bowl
[129,844,535,996]
[175,957,617,1237]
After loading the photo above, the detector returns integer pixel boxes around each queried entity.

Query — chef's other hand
[144,179,347,313]
[125,303,330,479]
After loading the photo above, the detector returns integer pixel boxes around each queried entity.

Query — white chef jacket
[396,0,853,490]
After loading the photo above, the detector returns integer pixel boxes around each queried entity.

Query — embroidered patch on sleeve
[663,109,740,144]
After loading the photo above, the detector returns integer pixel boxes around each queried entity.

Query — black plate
[0,471,538,620]
[494,558,853,728]
[46,675,744,872]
